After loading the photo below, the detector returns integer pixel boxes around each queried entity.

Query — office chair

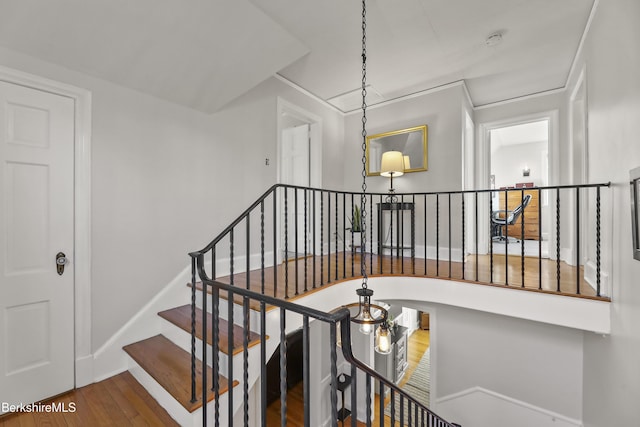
[491,193,532,243]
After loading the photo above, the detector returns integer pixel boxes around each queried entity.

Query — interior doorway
[477,111,558,257]
[489,119,549,257]
[277,98,322,262]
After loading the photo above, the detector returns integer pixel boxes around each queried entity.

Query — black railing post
[295,188,299,296]
[304,189,308,292]
[190,255,197,404]
[273,191,278,298]
[504,189,509,285]
[260,301,267,427]
[284,188,289,298]
[243,295,250,426]
[576,187,581,295]
[556,188,561,292]
[279,308,287,427]
[436,194,440,276]
[521,189,525,288]
[596,186,602,296]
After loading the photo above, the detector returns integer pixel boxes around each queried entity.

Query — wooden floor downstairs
[0,372,179,427]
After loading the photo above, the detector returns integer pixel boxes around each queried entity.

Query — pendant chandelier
[345,0,391,355]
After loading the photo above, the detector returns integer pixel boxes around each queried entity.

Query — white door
[281,124,310,260]
[0,81,75,409]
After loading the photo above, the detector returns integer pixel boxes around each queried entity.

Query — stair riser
[126,355,231,427]
[194,292,261,330]
[160,318,264,392]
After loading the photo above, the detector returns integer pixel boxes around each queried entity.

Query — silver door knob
[56,252,68,275]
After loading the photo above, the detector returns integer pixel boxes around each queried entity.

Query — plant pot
[350,231,364,252]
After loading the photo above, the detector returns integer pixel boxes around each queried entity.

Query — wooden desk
[497,189,539,240]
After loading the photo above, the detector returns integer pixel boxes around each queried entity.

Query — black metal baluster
[212,246,217,280]
[490,192,494,284]
[335,192,339,280]
[213,286,220,427]
[273,192,278,298]
[556,188,561,292]
[227,289,234,423]
[328,191,331,283]
[539,188,542,290]
[351,193,355,276]
[330,321,338,427]
[303,316,310,427]
[261,201,265,295]
[370,194,374,275]
[230,229,235,286]
[462,193,465,280]
[576,188,581,295]
[295,189,299,296]
[321,191,325,285]
[343,193,347,278]
[280,308,287,427]
[408,401,412,426]
[190,256,197,404]
[401,194,405,274]
[365,373,372,427]
[475,191,479,282]
[260,302,267,427]
[390,197,394,274]
[504,189,509,286]
[425,194,428,276]
[448,193,452,278]
[243,295,250,426]
[284,188,289,298]
[412,194,416,274]
[521,189,525,288]
[351,361,357,427]
[436,194,440,276]
[400,395,404,426]
[246,215,251,290]
[201,280,208,426]
[304,189,308,293]
[390,389,395,425]
[379,195,383,274]
[596,187,602,296]
[313,190,317,289]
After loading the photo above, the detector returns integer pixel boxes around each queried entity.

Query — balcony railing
[188,182,610,425]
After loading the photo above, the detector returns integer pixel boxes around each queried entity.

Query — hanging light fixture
[344,0,390,355]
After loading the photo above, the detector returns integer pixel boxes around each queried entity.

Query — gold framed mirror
[366,125,428,176]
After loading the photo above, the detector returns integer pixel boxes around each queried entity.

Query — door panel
[0,81,75,410]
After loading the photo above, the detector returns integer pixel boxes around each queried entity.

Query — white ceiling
[0,0,594,113]
[490,120,549,153]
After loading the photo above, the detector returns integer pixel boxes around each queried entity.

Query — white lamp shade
[403,155,411,170]
[380,151,405,177]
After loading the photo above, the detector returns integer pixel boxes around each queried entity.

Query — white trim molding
[435,387,583,427]
[0,65,93,387]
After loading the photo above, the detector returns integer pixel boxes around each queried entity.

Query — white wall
[0,46,344,352]
[567,0,640,425]
[492,141,547,188]
[433,305,584,421]
[343,84,466,252]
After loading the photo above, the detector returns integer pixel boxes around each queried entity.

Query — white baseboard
[75,354,94,387]
[584,260,610,296]
[436,386,583,427]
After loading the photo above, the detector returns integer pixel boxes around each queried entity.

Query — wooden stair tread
[158,305,264,355]
[123,335,237,413]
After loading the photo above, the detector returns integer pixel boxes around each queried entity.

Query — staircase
[114,182,611,425]
[122,294,267,426]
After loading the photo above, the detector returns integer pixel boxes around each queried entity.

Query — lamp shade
[403,155,411,170]
[380,151,405,177]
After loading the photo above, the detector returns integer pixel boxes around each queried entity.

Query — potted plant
[348,205,364,252]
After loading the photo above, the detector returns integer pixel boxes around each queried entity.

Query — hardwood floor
[266,329,431,426]
[209,251,605,312]
[0,372,178,426]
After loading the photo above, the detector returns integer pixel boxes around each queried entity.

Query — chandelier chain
[360,0,368,287]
